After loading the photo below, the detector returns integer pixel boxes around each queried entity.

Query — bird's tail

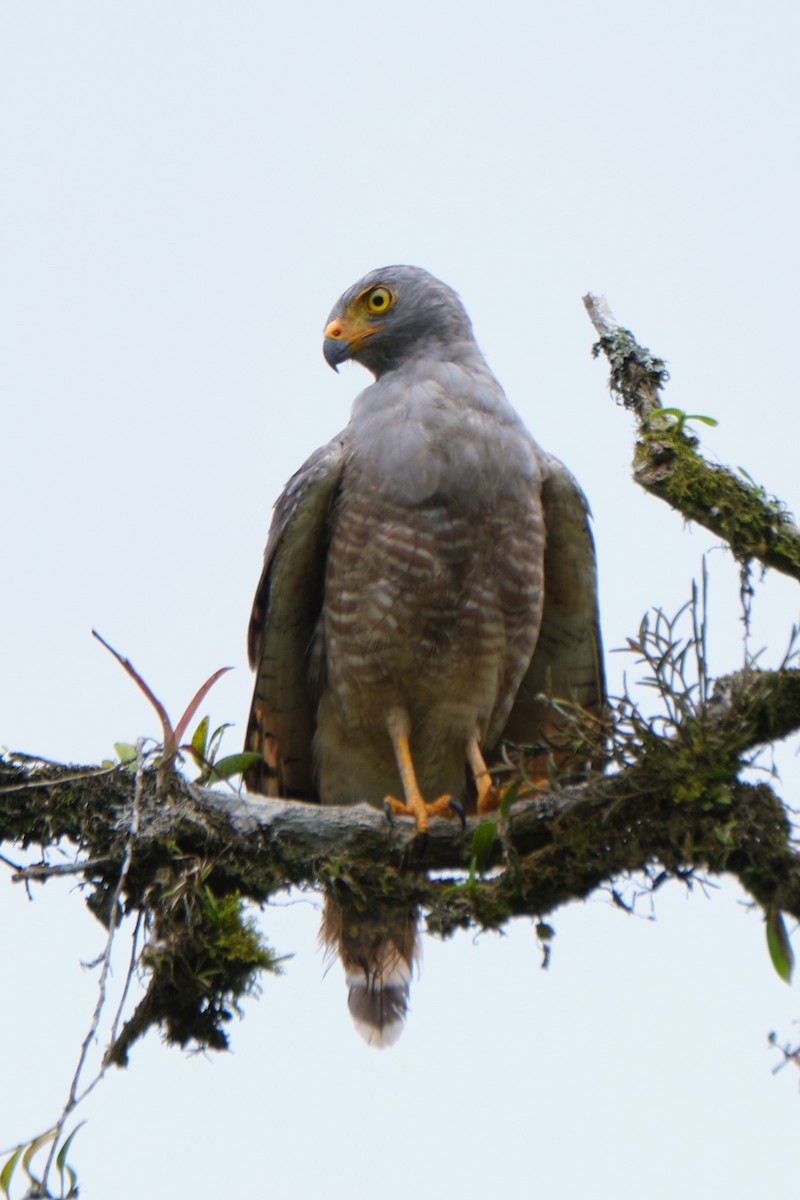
[321,895,418,1049]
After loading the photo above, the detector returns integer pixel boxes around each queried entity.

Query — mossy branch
[583,293,800,581]
[2,658,800,1058]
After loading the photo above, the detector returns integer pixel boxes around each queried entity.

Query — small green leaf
[21,1127,57,1189]
[499,779,520,826]
[113,742,137,765]
[471,820,497,875]
[191,715,210,759]
[201,751,262,784]
[536,922,555,942]
[55,1122,85,1171]
[1,1146,23,1198]
[766,906,794,983]
[660,407,718,432]
[56,1121,85,1196]
[207,722,234,763]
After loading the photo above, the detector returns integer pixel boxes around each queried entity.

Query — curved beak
[323,333,351,372]
[322,313,380,372]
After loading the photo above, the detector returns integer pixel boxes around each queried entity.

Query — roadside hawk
[245,265,604,1044]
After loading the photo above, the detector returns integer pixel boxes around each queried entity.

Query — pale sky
[2,3,799,1197]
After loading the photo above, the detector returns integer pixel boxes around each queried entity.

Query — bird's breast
[350,365,541,509]
[320,476,544,705]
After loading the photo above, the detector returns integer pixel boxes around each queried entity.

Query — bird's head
[323,265,476,377]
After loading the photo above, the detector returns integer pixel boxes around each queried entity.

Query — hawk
[245,265,604,1044]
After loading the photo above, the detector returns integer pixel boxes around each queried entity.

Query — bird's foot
[468,735,516,821]
[475,774,547,820]
[476,779,504,816]
[384,790,461,835]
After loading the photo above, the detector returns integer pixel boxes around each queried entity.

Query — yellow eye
[365,286,393,314]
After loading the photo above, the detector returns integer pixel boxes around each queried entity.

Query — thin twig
[0,764,119,795]
[11,857,114,883]
[104,910,145,1063]
[582,292,618,338]
[40,740,145,1193]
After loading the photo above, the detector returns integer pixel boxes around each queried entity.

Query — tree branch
[3,663,800,924]
[583,293,800,581]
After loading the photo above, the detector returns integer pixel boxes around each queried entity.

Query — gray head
[322,265,477,377]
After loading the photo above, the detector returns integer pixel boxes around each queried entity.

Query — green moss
[634,426,800,578]
[108,865,280,1066]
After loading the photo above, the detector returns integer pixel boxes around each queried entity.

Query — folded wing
[499,453,605,749]
[244,438,347,798]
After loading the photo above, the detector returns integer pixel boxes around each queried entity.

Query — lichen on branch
[583,292,800,582]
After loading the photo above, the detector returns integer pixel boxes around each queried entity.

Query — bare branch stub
[583,293,669,424]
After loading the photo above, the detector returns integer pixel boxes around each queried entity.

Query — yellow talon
[384,790,454,834]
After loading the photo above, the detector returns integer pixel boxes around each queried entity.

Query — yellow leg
[467,733,555,817]
[384,707,454,834]
[467,735,503,815]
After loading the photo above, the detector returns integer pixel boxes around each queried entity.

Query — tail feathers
[346,953,412,1049]
[322,895,418,1049]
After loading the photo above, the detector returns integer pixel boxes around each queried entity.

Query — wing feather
[244,437,347,797]
[500,453,605,747]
